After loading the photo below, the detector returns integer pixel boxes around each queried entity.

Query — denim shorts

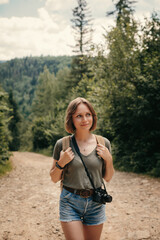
[59,188,106,225]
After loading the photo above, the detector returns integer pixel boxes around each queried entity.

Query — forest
[0,0,160,177]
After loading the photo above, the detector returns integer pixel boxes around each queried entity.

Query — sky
[0,0,159,61]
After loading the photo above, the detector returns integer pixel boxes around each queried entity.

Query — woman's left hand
[96,143,112,163]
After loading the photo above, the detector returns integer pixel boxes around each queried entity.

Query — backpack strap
[60,136,71,190]
[62,136,71,151]
[94,134,106,177]
[95,134,105,146]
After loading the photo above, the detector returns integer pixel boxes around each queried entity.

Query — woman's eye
[86,113,91,116]
[77,115,81,118]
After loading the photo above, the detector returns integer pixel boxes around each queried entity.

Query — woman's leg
[61,221,85,240]
[83,224,103,240]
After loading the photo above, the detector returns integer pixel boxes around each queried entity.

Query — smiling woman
[72,105,93,130]
[50,97,114,240]
[65,97,97,134]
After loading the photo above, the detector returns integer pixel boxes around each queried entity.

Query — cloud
[92,17,114,43]
[0,1,74,60]
[88,0,113,18]
[0,0,158,60]
[0,9,75,60]
[134,0,156,24]
[37,8,59,31]
[0,0,9,4]
[44,0,75,12]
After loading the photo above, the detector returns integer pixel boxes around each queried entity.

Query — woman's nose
[82,116,87,121]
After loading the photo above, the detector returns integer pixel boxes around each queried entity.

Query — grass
[0,159,12,177]
[34,148,53,157]
[30,145,53,157]
[19,145,53,157]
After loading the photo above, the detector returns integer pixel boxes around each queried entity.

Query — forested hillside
[0,0,160,177]
[0,56,72,117]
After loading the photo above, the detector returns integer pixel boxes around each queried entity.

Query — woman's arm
[103,153,114,182]
[50,159,63,183]
[50,147,74,183]
[96,143,114,182]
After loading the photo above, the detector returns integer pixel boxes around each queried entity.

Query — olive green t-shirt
[53,136,111,189]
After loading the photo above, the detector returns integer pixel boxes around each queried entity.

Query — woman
[50,97,114,240]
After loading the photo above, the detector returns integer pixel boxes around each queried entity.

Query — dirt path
[0,152,160,240]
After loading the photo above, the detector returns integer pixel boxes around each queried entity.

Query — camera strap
[72,135,106,191]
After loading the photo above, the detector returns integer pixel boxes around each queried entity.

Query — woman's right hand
[58,147,74,168]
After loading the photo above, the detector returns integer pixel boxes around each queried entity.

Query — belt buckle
[79,189,91,198]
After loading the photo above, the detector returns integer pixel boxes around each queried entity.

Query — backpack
[60,134,105,189]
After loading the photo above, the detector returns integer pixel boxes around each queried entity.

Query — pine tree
[70,0,93,86]
[71,0,93,54]
[0,86,11,162]
[101,0,139,170]
[8,90,21,151]
[107,0,137,27]
[32,66,57,118]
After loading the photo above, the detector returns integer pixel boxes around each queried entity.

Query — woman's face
[72,103,93,132]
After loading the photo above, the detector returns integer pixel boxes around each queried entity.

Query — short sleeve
[53,139,63,160]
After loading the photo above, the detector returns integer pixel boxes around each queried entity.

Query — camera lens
[104,194,112,202]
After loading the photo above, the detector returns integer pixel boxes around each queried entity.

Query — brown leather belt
[63,186,94,198]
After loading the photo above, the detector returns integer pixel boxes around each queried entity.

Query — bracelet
[56,161,65,170]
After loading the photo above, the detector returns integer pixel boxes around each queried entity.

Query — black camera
[93,188,112,204]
